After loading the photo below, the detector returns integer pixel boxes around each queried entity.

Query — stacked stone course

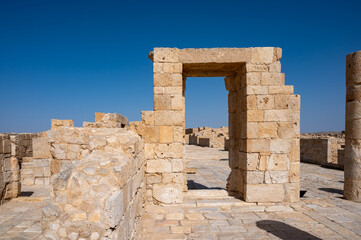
[0,133,37,204]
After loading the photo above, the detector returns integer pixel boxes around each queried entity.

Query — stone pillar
[344,50,361,201]
[143,48,185,204]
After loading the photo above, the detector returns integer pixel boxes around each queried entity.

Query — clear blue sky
[0,0,360,133]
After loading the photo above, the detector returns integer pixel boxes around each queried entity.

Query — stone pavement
[0,145,360,239]
[0,185,49,239]
[137,145,361,240]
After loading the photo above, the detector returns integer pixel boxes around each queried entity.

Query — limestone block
[345,119,361,139]
[289,162,300,182]
[171,159,183,172]
[270,139,290,154]
[153,48,179,63]
[264,171,288,184]
[51,119,74,130]
[162,63,182,73]
[171,94,183,110]
[67,144,81,160]
[245,95,257,110]
[246,86,268,95]
[283,182,299,203]
[23,176,35,185]
[256,95,275,110]
[268,61,281,72]
[143,126,159,143]
[245,171,264,184]
[89,136,107,150]
[344,139,361,160]
[179,48,252,64]
[147,160,172,173]
[155,143,183,159]
[162,173,183,184]
[261,73,285,86]
[290,139,300,163]
[264,109,292,122]
[269,86,294,94]
[346,51,361,86]
[344,179,361,201]
[245,73,261,86]
[104,190,124,228]
[154,110,183,126]
[247,110,264,122]
[144,143,155,159]
[277,122,293,139]
[154,94,172,110]
[153,183,183,203]
[251,47,275,64]
[147,174,162,184]
[141,111,154,126]
[346,85,361,102]
[154,73,180,87]
[267,154,288,170]
[246,139,270,153]
[3,138,11,154]
[246,122,258,138]
[50,143,67,159]
[346,101,361,121]
[159,126,173,143]
[245,184,284,202]
[173,126,184,143]
[245,63,268,73]
[344,162,361,180]
[94,112,105,122]
[258,122,277,138]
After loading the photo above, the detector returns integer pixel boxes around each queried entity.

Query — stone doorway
[184,77,229,191]
[143,47,300,204]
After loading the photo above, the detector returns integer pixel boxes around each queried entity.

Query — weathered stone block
[261,73,285,86]
[270,139,290,154]
[154,111,183,126]
[256,95,274,110]
[159,126,173,143]
[147,160,172,173]
[153,48,179,63]
[245,184,284,202]
[141,111,154,126]
[143,126,159,143]
[51,119,74,130]
[153,183,183,204]
[258,122,277,138]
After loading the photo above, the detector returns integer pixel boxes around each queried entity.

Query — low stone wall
[300,135,344,168]
[41,113,145,239]
[186,127,228,149]
[0,133,37,204]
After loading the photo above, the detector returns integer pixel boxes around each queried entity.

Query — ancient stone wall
[41,113,145,239]
[0,133,37,204]
[300,136,344,168]
[186,127,229,148]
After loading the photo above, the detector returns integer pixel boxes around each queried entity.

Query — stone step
[185,189,233,199]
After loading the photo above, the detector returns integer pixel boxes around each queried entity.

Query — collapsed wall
[40,113,146,240]
[0,133,37,204]
[186,126,229,149]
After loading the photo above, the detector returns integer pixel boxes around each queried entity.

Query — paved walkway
[137,145,361,240]
[0,145,360,239]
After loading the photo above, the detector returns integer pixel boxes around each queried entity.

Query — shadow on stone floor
[256,220,322,240]
[187,180,224,190]
[318,187,343,195]
[19,191,34,197]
